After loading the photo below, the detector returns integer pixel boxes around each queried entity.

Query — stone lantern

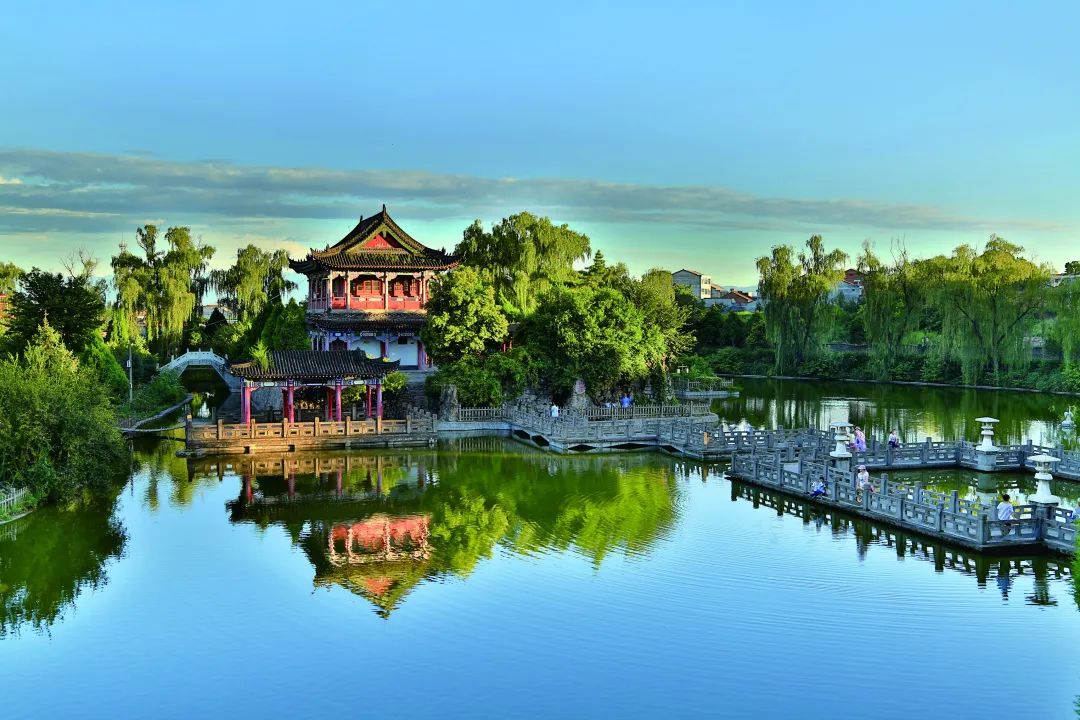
[829,421,853,472]
[1063,408,1075,432]
[1027,453,1061,505]
[975,417,999,451]
[973,416,1000,471]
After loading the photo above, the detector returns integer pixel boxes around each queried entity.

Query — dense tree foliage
[0,261,23,295]
[1050,279,1080,369]
[520,285,648,400]
[455,212,591,317]
[421,266,509,366]
[424,349,539,407]
[0,322,126,501]
[756,236,847,373]
[858,241,925,378]
[923,237,1049,383]
[5,267,106,355]
[110,225,215,356]
[211,245,295,322]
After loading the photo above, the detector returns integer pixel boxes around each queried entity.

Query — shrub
[0,322,126,501]
[129,371,187,415]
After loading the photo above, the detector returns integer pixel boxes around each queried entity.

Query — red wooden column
[366,384,372,419]
[241,385,252,424]
[336,469,343,496]
[334,381,343,422]
[242,471,253,502]
[286,383,295,423]
[325,387,333,420]
[376,380,383,419]
[416,340,425,368]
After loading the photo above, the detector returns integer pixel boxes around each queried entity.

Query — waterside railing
[728,453,1077,554]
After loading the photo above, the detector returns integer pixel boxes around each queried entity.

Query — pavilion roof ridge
[229,349,398,381]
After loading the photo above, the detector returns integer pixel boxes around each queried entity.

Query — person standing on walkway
[997,493,1015,536]
[854,427,867,452]
[550,402,559,419]
[856,465,873,498]
[887,429,901,448]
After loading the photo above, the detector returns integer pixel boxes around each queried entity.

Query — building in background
[831,268,865,303]
[706,287,761,311]
[289,206,460,369]
[672,269,713,300]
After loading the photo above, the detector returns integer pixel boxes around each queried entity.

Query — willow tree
[0,262,23,295]
[455,212,591,318]
[858,241,925,377]
[756,235,847,374]
[925,236,1049,383]
[1049,279,1080,368]
[109,225,214,356]
[211,245,296,322]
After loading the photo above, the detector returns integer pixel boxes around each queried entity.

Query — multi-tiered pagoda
[290,206,461,369]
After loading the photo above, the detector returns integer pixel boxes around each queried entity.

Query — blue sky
[1,0,1078,285]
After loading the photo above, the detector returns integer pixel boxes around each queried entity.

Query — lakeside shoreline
[718,373,1080,398]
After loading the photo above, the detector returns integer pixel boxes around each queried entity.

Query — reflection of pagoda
[303,515,432,618]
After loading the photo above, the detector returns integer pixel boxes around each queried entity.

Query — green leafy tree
[80,336,130,399]
[1064,260,1080,275]
[267,299,311,351]
[0,321,126,500]
[109,225,215,356]
[858,241,925,378]
[627,268,695,374]
[756,236,847,373]
[0,262,23,295]
[924,236,1049,383]
[5,268,106,354]
[520,284,647,399]
[211,245,295,322]
[456,212,591,317]
[1050,279,1080,368]
[421,266,509,366]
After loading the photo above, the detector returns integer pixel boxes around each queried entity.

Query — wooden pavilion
[229,349,399,424]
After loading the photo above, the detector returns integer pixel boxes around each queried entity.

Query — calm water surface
[719,377,1078,446]
[2,433,1079,719]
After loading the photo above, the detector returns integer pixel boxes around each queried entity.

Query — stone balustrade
[729,453,1075,554]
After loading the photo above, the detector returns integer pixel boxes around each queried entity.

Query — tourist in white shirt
[997,494,1015,536]
[550,403,559,419]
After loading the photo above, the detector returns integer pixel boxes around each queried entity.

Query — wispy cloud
[0,147,1065,240]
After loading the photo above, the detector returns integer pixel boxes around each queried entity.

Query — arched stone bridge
[159,350,242,390]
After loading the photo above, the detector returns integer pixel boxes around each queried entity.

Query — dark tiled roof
[308,311,428,331]
[230,350,399,381]
[289,206,461,274]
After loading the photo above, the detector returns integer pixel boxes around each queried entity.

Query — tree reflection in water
[222,441,680,616]
[0,493,126,636]
[717,377,1074,445]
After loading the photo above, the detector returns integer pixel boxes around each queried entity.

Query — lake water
[718,377,1077,447]
[2,380,1080,718]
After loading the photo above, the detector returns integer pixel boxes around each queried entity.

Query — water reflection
[0,494,127,637]
[881,467,1080,511]
[725,477,1077,608]
[216,441,680,616]
[719,378,1075,445]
